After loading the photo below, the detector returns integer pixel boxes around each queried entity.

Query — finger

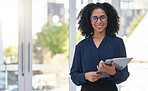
[100,60,103,64]
[97,65,99,69]
[102,62,106,67]
[92,72,102,77]
[93,74,103,79]
[111,62,115,67]
[96,73,103,76]
[99,61,103,67]
[99,61,103,68]
[93,73,102,77]
[100,67,105,71]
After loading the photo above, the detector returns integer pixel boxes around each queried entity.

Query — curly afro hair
[77,2,120,38]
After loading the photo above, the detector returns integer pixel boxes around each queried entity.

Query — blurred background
[0,0,148,91]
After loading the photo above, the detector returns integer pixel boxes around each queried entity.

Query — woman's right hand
[85,72,103,82]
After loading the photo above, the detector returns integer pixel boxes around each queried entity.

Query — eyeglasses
[91,16,107,22]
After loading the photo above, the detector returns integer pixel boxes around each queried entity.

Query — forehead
[91,8,107,17]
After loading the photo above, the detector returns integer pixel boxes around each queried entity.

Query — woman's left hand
[97,61,116,76]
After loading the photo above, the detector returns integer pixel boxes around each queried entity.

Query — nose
[96,18,101,24]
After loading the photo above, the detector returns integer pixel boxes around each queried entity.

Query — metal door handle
[28,42,30,72]
[22,42,24,76]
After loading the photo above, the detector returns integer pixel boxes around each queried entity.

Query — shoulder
[108,35,123,43]
[106,35,125,47]
[76,37,91,48]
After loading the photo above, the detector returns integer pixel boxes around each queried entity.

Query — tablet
[96,57,133,78]
[105,57,133,70]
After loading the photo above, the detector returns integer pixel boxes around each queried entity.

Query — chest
[82,44,115,61]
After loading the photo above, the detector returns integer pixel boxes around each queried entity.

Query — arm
[70,45,86,86]
[109,38,130,84]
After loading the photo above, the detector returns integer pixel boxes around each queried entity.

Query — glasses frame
[91,16,107,22]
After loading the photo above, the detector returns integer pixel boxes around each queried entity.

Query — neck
[93,32,105,39]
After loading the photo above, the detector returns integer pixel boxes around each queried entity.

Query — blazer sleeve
[70,45,87,86]
[109,38,130,84]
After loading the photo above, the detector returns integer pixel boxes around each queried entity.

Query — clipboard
[105,57,133,70]
[96,57,133,78]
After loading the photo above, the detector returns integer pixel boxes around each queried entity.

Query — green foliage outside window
[33,19,83,63]
[34,20,69,56]
[4,46,18,64]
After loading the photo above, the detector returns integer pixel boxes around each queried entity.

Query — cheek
[91,22,95,27]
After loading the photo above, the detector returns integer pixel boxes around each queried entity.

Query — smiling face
[90,8,108,34]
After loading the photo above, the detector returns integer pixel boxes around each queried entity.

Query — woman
[70,2,129,91]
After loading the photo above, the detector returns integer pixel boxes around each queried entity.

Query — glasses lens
[92,17,98,22]
[100,16,106,22]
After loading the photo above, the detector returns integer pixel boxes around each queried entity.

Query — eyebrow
[92,15,106,17]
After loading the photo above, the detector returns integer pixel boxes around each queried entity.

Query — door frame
[18,0,32,91]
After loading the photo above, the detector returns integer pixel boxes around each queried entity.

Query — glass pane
[0,0,18,91]
[120,0,148,91]
[32,0,69,91]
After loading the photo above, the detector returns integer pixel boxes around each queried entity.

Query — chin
[95,29,105,33]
